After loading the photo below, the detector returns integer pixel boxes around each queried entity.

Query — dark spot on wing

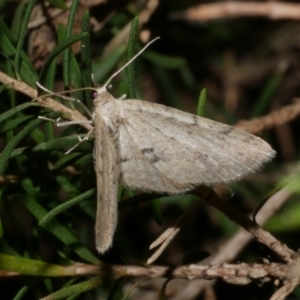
[220,127,233,136]
[118,116,126,125]
[141,148,161,164]
[141,148,154,154]
[199,153,208,161]
[188,152,208,163]
[191,115,198,125]
[150,155,160,163]
[120,157,129,163]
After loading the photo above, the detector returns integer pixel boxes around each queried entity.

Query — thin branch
[177,2,300,22]
[270,279,300,300]
[120,263,288,283]
[171,187,293,300]
[147,190,210,264]
[236,99,300,135]
[0,71,93,131]
[0,262,288,283]
[194,188,295,263]
[213,187,293,265]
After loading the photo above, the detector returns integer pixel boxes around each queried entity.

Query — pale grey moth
[38,40,275,254]
[92,83,275,253]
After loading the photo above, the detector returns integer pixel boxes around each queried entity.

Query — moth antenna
[34,82,95,100]
[103,37,160,89]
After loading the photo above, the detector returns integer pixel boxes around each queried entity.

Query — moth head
[93,85,114,103]
[95,86,107,96]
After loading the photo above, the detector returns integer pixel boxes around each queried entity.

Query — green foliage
[127,16,139,99]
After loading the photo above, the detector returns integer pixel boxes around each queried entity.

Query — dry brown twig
[148,186,295,265]
[178,2,300,22]
[147,186,293,266]
[0,71,92,132]
[201,188,295,263]
[28,0,107,67]
[270,279,300,300]
[147,195,207,265]
[236,99,300,135]
[0,260,291,283]
[143,186,297,299]
[2,258,297,300]
[27,0,158,67]
[28,0,106,30]
[2,259,300,300]
[170,187,294,300]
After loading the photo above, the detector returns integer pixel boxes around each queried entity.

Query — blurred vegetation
[0,0,300,299]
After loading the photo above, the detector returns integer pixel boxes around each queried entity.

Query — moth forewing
[93,91,120,253]
[117,100,275,192]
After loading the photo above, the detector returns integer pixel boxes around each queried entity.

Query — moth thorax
[97,100,120,139]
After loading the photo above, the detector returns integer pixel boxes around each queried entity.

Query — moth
[39,40,276,254]
[92,84,275,254]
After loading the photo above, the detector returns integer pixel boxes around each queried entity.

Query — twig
[194,188,295,263]
[0,71,92,131]
[270,279,300,300]
[120,262,288,282]
[236,99,300,135]
[177,2,300,22]
[171,187,293,300]
[214,187,293,264]
[147,194,207,264]
[0,262,288,282]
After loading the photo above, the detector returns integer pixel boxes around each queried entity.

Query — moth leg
[38,116,93,154]
[38,116,92,127]
[65,129,94,154]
